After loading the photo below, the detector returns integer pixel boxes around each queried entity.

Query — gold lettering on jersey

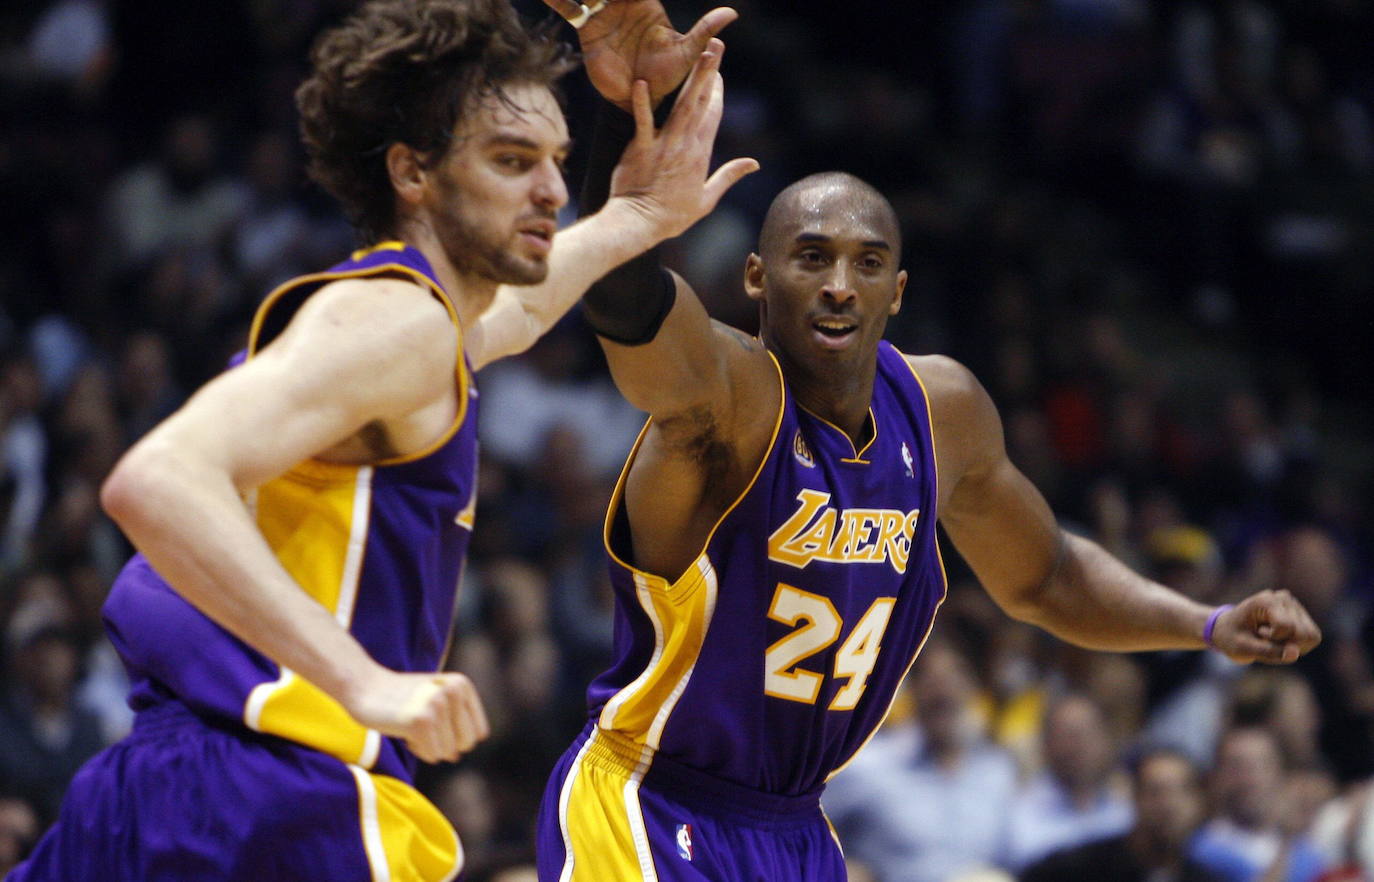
[767,489,921,573]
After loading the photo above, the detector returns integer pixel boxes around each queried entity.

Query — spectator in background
[1227,670,1325,773]
[826,638,1020,882]
[1021,748,1224,882]
[1005,693,1134,870]
[1270,526,1374,784]
[99,114,245,278]
[1192,726,1327,882]
[114,331,182,444]
[0,796,39,878]
[0,348,47,573]
[0,626,105,822]
[1141,525,1246,766]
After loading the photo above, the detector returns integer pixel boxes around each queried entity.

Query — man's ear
[744,253,766,301]
[386,142,427,210]
[889,268,908,316]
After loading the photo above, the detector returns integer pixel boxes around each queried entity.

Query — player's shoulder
[310,274,444,313]
[903,353,1004,470]
[903,353,987,409]
[294,276,454,342]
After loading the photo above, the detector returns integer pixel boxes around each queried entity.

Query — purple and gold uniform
[537,341,947,881]
[14,243,474,882]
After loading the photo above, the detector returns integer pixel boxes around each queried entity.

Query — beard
[432,198,551,287]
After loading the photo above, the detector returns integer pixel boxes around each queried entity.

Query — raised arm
[100,280,487,763]
[464,9,754,370]
[922,354,1320,664]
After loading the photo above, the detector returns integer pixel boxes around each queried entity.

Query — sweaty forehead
[763,182,899,254]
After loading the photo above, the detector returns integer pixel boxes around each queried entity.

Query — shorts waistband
[131,697,209,734]
[574,723,825,827]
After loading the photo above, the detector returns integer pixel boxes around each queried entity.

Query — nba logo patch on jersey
[676,824,694,861]
[901,442,914,478]
[793,431,815,469]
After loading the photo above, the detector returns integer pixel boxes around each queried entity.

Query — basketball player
[10,1,754,879]
[536,3,1322,880]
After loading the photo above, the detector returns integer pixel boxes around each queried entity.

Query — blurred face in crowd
[912,641,979,752]
[1044,694,1115,792]
[20,632,81,709]
[1278,527,1346,621]
[1213,727,1284,830]
[1134,752,1205,854]
[0,798,38,875]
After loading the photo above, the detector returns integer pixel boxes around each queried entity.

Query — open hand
[608,39,758,242]
[346,669,490,764]
[1210,589,1322,664]
[543,0,738,109]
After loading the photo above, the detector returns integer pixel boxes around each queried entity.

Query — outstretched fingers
[662,38,724,139]
[630,78,655,146]
[681,6,740,55]
[703,156,760,210]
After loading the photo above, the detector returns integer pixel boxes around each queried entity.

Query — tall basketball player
[536,3,1322,880]
[11,1,753,879]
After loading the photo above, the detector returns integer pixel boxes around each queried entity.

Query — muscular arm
[924,355,1319,662]
[464,198,679,370]
[100,279,487,761]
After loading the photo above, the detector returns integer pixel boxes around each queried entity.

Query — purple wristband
[1203,604,1235,649]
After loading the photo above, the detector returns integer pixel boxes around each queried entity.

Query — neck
[771,343,878,445]
[1127,828,1184,871]
[397,218,499,331]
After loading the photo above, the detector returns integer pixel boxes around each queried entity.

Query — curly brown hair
[296,0,575,244]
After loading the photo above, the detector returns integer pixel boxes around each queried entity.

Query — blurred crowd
[0,1,1371,879]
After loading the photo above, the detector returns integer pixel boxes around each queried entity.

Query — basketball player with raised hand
[537,3,1323,880]
[11,0,753,879]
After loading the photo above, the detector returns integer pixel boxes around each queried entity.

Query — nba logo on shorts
[676,823,694,861]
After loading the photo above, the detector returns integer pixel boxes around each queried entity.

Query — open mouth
[517,225,554,254]
[812,317,858,347]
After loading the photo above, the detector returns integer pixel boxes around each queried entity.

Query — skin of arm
[574,44,776,580]
[466,200,672,369]
[100,278,488,763]
[467,6,749,371]
[921,353,1320,663]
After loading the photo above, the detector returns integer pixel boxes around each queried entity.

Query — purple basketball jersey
[587,340,947,795]
[101,241,478,784]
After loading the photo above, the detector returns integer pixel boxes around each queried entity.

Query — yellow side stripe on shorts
[560,729,658,882]
[351,766,463,882]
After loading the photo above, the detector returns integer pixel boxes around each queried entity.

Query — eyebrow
[483,133,574,154]
[795,232,892,251]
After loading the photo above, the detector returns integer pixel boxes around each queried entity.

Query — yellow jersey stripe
[246,463,377,765]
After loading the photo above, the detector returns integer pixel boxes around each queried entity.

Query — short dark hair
[296,0,576,243]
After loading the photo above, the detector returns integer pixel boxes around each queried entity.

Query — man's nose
[531,158,568,211]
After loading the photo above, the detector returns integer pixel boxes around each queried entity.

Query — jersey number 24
[763,583,896,711]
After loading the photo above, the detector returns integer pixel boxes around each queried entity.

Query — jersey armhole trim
[247,259,469,473]
[600,350,787,593]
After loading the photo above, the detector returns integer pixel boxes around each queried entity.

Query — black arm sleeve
[578,100,677,346]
